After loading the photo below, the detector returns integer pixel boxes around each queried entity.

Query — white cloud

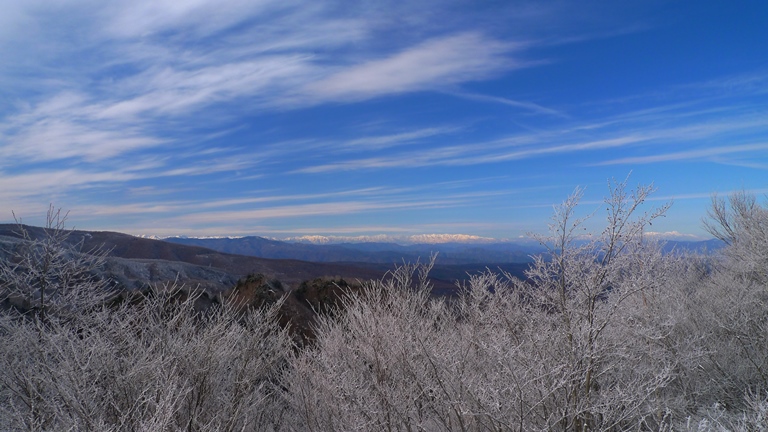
[0,168,136,208]
[4,13,528,171]
[644,231,704,240]
[596,143,768,166]
[305,33,520,101]
[172,198,465,225]
[296,136,643,173]
[294,97,768,173]
[2,119,163,163]
[0,2,535,175]
[338,127,461,151]
[95,56,319,119]
[445,90,565,117]
[104,0,288,39]
[1,0,765,239]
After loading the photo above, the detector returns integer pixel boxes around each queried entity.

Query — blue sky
[1,0,766,240]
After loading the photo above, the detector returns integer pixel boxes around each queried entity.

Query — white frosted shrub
[4,187,768,431]
[0,206,114,324]
[704,191,768,285]
[0,284,293,431]
[284,178,697,431]
[666,192,768,428]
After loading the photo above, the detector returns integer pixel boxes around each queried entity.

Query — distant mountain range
[0,225,531,297]
[1,224,725,300]
[283,234,502,244]
[0,225,387,293]
[163,236,544,265]
[163,235,725,265]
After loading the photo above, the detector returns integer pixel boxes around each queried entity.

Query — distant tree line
[1,179,767,431]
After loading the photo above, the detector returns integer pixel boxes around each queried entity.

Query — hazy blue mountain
[162,235,724,269]
[661,239,726,254]
[163,236,543,265]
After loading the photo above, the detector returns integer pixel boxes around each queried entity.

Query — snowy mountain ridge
[283,234,502,245]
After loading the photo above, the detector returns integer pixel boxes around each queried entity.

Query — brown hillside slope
[0,224,387,289]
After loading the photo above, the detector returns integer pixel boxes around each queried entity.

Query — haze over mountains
[0,224,536,297]
[163,235,542,265]
[0,224,386,294]
[284,234,503,244]
[163,234,722,265]
[1,223,723,301]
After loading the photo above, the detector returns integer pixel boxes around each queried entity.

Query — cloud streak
[446,90,566,117]
[294,93,768,173]
[1,1,766,239]
[172,198,467,226]
[595,143,768,166]
[305,33,521,101]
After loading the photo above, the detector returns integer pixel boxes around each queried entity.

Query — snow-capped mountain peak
[283,233,501,245]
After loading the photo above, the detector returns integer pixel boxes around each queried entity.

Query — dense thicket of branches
[1,181,767,431]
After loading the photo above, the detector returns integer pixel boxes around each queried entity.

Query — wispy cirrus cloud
[173,198,466,226]
[63,186,423,218]
[339,127,462,151]
[0,92,163,164]
[1,118,163,164]
[595,143,768,166]
[305,33,521,102]
[294,91,768,173]
[714,159,768,170]
[445,90,565,117]
[295,135,646,173]
[2,1,766,239]
[94,56,320,119]
[1,2,526,176]
[104,0,288,39]
[57,181,525,236]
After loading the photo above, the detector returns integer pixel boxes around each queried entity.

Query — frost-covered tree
[0,206,113,323]
[0,207,294,431]
[4,187,768,431]
[283,178,691,431]
[506,177,684,430]
[0,283,294,431]
[678,190,768,424]
[704,190,768,284]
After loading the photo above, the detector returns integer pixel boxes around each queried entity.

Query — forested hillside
[1,180,766,431]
